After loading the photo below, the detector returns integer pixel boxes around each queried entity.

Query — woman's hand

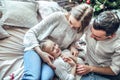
[76,64,92,75]
[34,46,56,69]
[41,52,56,69]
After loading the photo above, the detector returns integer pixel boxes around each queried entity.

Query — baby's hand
[61,54,69,59]
[63,57,76,67]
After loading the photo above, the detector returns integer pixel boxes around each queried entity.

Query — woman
[22,3,93,80]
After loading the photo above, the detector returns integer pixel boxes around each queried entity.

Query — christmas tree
[74,0,120,15]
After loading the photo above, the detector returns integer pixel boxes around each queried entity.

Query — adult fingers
[48,61,56,70]
[48,54,54,61]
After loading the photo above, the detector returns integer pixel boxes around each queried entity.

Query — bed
[0,0,65,79]
[1,0,120,80]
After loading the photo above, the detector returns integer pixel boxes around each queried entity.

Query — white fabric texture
[0,25,10,39]
[0,5,10,39]
[1,1,38,28]
[37,1,66,19]
[0,27,28,79]
[53,50,83,80]
[23,12,83,51]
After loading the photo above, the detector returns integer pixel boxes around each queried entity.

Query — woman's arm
[34,46,56,69]
[23,12,63,69]
[23,12,62,51]
[90,66,115,75]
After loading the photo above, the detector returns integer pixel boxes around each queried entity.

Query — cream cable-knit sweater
[23,12,83,51]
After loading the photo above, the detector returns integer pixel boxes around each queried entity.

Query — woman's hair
[93,11,120,36]
[70,3,93,32]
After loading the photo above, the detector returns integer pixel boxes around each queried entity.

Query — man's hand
[76,64,91,75]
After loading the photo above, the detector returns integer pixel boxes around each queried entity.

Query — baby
[39,39,84,80]
[75,34,87,60]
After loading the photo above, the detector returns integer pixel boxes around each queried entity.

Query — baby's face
[44,40,61,58]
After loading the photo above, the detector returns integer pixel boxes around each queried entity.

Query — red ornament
[10,73,14,80]
[86,0,91,4]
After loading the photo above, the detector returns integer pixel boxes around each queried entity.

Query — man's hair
[93,11,120,36]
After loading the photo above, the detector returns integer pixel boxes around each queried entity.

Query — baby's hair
[39,39,52,51]
[39,40,47,51]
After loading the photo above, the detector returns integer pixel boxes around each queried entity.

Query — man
[76,11,120,80]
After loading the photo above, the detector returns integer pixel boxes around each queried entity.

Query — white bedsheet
[0,27,28,80]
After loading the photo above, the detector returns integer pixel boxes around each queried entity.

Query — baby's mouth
[57,49,61,54]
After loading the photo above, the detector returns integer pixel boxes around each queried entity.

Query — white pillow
[0,25,10,39]
[37,1,66,19]
[0,7,3,18]
[1,1,39,28]
[0,5,10,39]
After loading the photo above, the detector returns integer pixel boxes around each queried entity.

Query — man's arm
[76,64,116,76]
